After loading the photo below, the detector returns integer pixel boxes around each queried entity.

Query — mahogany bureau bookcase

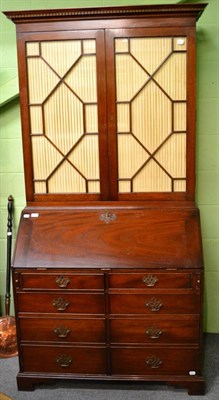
[4,3,207,395]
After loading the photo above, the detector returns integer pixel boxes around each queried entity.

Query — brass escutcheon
[99,210,116,224]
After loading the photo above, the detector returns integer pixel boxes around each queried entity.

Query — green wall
[0,0,218,332]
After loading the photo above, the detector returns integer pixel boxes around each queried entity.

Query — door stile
[95,30,109,201]
[105,30,119,201]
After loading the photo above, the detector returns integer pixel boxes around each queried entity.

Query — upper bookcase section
[3,4,207,204]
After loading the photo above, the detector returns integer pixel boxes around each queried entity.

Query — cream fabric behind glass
[26,39,100,194]
[116,37,187,193]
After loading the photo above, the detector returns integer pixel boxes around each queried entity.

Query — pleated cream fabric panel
[131,81,172,152]
[26,39,99,194]
[115,37,187,193]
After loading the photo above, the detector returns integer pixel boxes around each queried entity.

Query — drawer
[111,347,200,376]
[17,272,104,291]
[21,345,107,374]
[19,317,106,343]
[110,318,200,344]
[17,293,105,314]
[110,294,200,315]
[109,272,193,290]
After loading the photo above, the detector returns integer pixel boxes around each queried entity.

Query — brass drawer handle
[146,355,163,369]
[145,297,163,312]
[55,275,70,288]
[52,297,69,311]
[54,325,71,338]
[142,275,158,287]
[56,354,72,368]
[146,325,163,339]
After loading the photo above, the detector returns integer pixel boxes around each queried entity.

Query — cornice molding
[3,4,208,24]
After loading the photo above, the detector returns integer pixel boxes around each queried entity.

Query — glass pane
[118,181,131,193]
[173,37,187,51]
[34,182,46,194]
[85,105,98,133]
[154,53,187,100]
[65,55,97,102]
[41,40,81,77]
[30,106,43,134]
[130,38,172,75]
[116,54,149,102]
[48,161,86,193]
[115,38,129,53]
[154,133,186,178]
[174,102,187,132]
[83,40,96,54]
[31,136,62,181]
[26,42,40,56]
[27,58,60,103]
[88,181,100,193]
[133,160,172,192]
[174,180,186,192]
[68,135,100,181]
[131,81,172,152]
[118,134,149,179]
[44,84,84,154]
[117,104,130,133]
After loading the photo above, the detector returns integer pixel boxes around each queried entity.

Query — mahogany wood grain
[110,317,199,344]
[111,347,201,375]
[19,272,104,290]
[21,345,107,374]
[109,293,200,315]
[19,316,106,343]
[16,293,105,314]
[108,272,193,289]
[13,207,203,269]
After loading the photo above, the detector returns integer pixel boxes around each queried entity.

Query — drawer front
[110,294,199,315]
[18,272,104,290]
[111,347,200,376]
[110,318,199,344]
[17,293,105,314]
[21,345,107,374]
[109,272,193,290]
[19,317,106,343]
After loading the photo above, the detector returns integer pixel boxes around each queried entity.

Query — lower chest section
[14,268,203,378]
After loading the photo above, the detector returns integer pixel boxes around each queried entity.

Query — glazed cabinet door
[18,30,108,202]
[106,27,196,201]
[18,26,196,203]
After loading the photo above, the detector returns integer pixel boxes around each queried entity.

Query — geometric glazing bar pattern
[115,37,187,193]
[26,39,100,194]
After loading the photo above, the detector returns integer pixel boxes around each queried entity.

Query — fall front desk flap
[13,206,203,269]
